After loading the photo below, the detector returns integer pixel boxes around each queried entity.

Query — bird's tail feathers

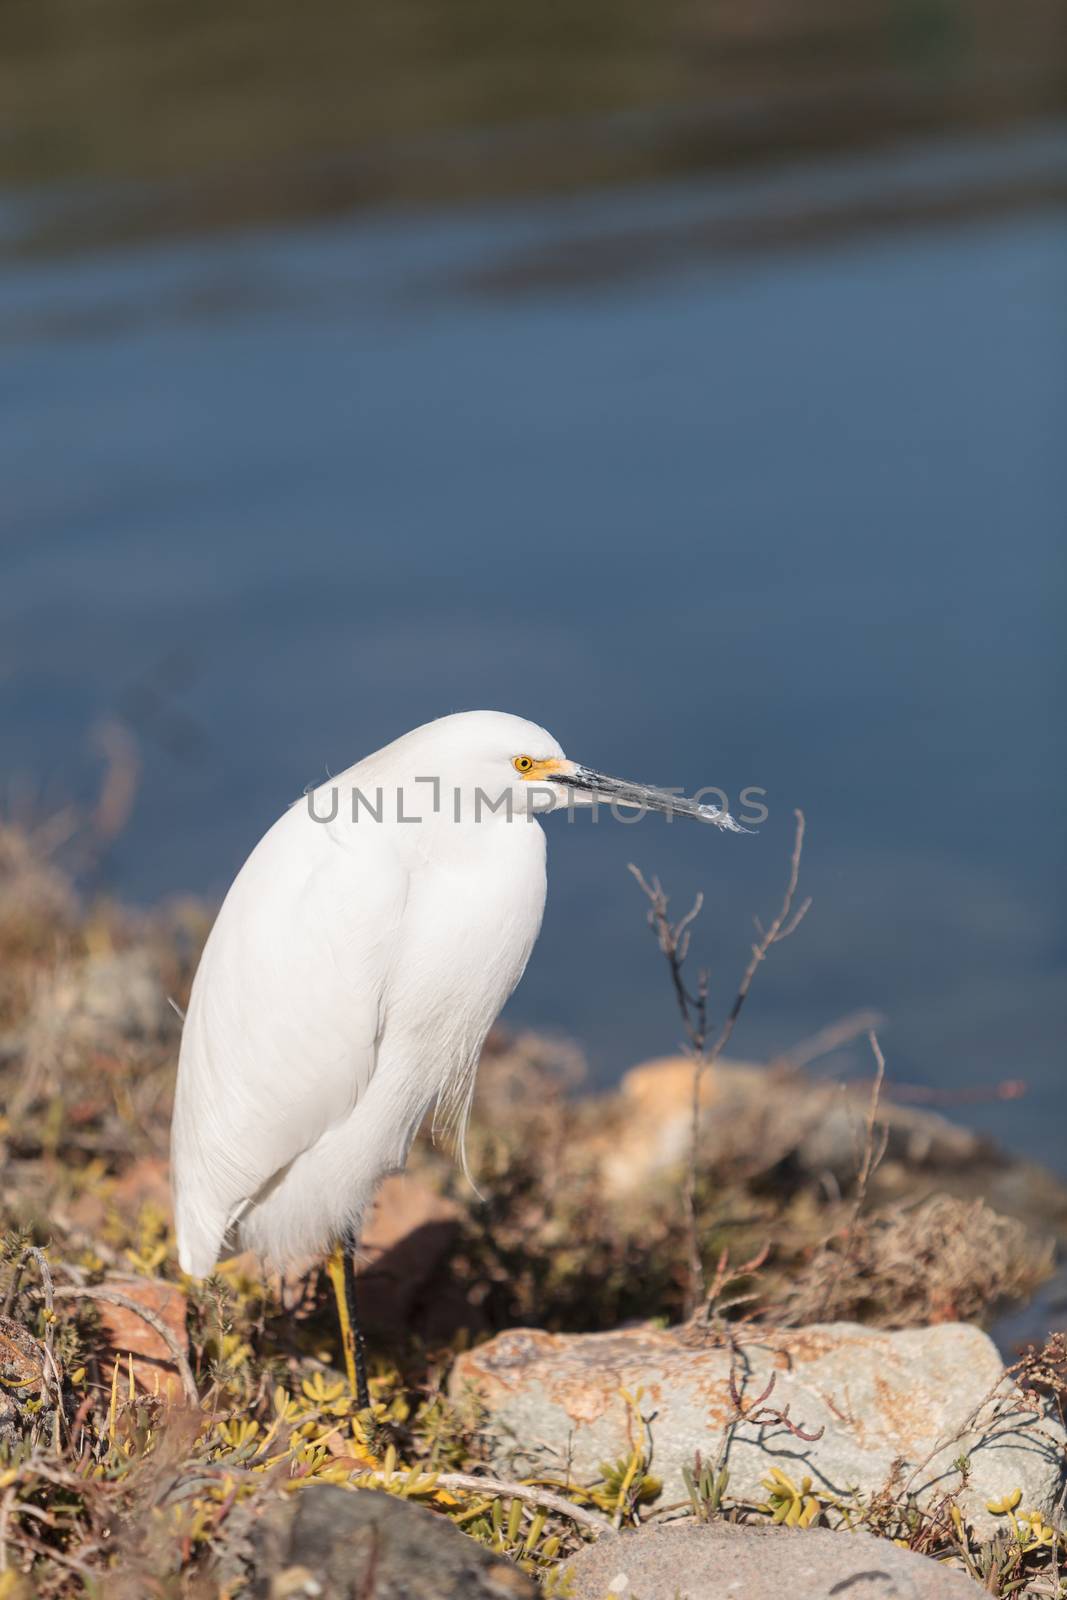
[175,1196,229,1278]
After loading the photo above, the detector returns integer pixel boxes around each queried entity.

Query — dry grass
[0,820,1063,1595]
[776,1193,1056,1329]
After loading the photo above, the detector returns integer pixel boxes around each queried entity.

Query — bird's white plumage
[171,711,560,1274]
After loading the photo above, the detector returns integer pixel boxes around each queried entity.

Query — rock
[563,1521,985,1599]
[0,1315,46,1443]
[95,1277,189,1402]
[111,1155,173,1215]
[796,1092,985,1182]
[65,1155,176,1237]
[585,1058,993,1205]
[451,1322,1066,1539]
[358,1175,463,1335]
[245,1483,537,1598]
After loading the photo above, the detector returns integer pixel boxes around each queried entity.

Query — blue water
[2,130,1065,1172]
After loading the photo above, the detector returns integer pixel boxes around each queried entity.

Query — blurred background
[2,1,1065,1168]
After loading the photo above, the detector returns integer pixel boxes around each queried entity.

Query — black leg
[342,1230,371,1412]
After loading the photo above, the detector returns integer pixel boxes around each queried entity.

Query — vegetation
[5,0,1066,255]
[0,818,1063,1595]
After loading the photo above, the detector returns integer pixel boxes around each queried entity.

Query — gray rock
[451,1322,1066,1539]
[794,1090,985,1181]
[586,1060,995,1208]
[563,1521,986,1599]
[245,1483,537,1599]
[0,1315,46,1446]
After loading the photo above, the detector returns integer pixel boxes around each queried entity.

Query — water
[2,127,1065,1175]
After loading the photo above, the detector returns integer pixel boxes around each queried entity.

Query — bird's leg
[326,1234,370,1411]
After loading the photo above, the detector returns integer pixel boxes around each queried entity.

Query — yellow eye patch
[512,755,564,779]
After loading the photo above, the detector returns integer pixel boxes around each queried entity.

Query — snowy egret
[171,710,746,1402]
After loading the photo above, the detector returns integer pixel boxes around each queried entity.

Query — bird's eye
[513,755,534,773]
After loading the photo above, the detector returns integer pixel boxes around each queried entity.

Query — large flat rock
[451,1322,1065,1538]
[563,1521,986,1599]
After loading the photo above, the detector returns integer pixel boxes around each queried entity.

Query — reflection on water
[1,15,1065,1178]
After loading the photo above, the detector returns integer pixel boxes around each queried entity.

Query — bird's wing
[171,801,409,1274]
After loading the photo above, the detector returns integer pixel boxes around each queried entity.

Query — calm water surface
[2,129,1065,1172]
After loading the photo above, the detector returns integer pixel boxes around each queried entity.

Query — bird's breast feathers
[172,791,547,1271]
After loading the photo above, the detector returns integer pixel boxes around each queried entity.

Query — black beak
[555,765,753,833]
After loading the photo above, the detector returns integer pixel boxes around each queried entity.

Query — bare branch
[630,808,809,1316]
[817,1031,888,1319]
[766,1009,885,1074]
[706,809,807,1066]
[366,1469,614,1536]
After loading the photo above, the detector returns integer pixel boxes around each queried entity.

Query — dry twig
[630,808,810,1313]
[708,1350,825,1482]
[817,1031,888,1318]
[726,1365,825,1442]
[367,1469,614,1537]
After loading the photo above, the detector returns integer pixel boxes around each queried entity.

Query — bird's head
[394,710,749,830]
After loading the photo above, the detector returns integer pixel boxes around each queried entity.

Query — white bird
[170,710,744,1397]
